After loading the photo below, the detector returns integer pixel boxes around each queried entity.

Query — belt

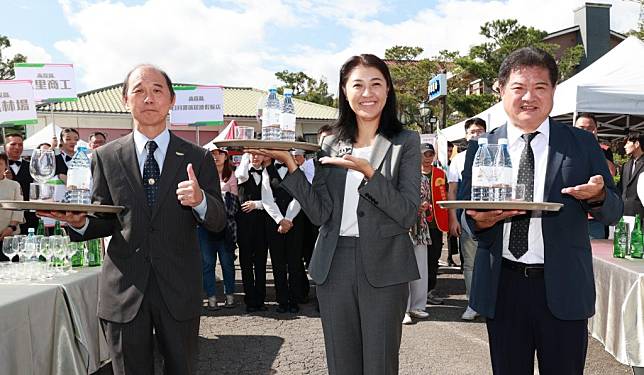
[502,258,544,278]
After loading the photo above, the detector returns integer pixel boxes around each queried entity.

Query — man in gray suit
[41,65,226,374]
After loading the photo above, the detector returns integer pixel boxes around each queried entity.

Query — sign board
[170,85,224,126]
[14,63,78,103]
[428,73,447,102]
[420,133,435,146]
[0,80,38,126]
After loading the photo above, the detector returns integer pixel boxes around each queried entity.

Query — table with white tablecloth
[0,267,109,375]
[589,240,644,371]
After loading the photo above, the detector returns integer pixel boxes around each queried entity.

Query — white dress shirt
[339,146,373,237]
[261,162,301,224]
[502,119,550,264]
[447,150,467,183]
[234,153,264,210]
[301,158,316,184]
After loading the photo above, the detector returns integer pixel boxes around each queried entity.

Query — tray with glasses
[0,200,124,214]
[212,139,320,152]
[437,201,563,212]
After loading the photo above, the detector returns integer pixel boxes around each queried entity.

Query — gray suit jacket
[70,132,226,323]
[281,129,421,287]
[462,120,623,320]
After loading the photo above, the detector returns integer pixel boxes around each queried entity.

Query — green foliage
[0,35,27,80]
[274,70,335,107]
[626,0,644,41]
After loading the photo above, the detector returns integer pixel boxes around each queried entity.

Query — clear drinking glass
[50,235,68,276]
[38,236,54,279]
[1,236,14,280]
[29,149,56,200]
[512,183,526,201]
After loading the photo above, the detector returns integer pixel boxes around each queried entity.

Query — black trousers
[427,227,444,291]
[237,211,269,307]
[486,265,588,375]
[101,272,200,375]
[268,215,305,306]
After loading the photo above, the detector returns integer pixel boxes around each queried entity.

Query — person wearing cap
[235,152,271,312]
[199,145,239,310]
[420,143,446,307]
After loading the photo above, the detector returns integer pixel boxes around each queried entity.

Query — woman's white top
[339,146,373,237]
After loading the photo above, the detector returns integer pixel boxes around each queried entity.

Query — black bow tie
[275,163,286,170]
[9,160,21,166]
[249,167,263,174]
[65,155,72,162]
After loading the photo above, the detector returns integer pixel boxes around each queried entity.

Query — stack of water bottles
[65,146,92,204]
[261,87,296,142]
[471,137,514,201]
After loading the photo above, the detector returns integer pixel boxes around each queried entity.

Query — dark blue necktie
[509,132,538,260]
[143,141,160,207]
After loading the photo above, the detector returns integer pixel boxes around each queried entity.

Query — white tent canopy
[23,123,89,154]
[443,36,644,141]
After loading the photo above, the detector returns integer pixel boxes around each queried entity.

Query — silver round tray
[437,200,563,212]
[213,139,320,152]
[0,200,123,214]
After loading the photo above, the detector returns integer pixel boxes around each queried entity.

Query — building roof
[543,25,627,41]
[37,84,338,120]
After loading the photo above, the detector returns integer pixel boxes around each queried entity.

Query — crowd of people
[0,45,638,375]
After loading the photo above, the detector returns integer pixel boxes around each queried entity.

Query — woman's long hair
[333,54,403,143]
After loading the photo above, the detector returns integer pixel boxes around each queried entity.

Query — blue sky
[2,0,639,93]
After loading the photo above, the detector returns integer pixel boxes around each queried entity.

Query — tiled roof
[37,84,338,120]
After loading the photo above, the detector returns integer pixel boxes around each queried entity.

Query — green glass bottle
[631,215,644,259]
[613,217,626,258]
[70,242,85,267]
[87,239,102,267]
[53,220,63,235]
[36,219,46,236]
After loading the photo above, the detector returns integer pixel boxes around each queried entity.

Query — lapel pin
[148,178,156,185]
[176,151,184,156]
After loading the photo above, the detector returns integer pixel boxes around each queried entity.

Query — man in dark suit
[461,47,622,374]
[41,64,226,375]
[4,133,37,234]
[617,132,644,217]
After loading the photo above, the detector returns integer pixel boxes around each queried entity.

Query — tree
[0,35,27,80]
[274,70,335,107]
[384,46,438,130]
[626,0,644,40]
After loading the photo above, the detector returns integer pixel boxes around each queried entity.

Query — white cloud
[50,0,639,96]
[4,38,53,63]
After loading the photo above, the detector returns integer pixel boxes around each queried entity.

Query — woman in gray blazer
[256,54,421,375]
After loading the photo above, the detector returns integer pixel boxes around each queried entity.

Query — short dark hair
[89,131,107,141]
[60,128,79,142]
[577,113,597,126]
[498,47,558,89]
[317,124,333,136]
[122,64,175,99]
[334,54,403,142]
[0,152,7,165]
[5,133,23,140]
[626,132,644,147]
[37,142,51,149]
[464,117,487,132]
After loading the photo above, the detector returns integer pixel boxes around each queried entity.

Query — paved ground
[190,254,632,375]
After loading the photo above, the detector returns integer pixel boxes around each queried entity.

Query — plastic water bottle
[493,138,513,201]
[471,138,493,201]
[261,87,281,140]
[280,89,296,141]
[66,146,92,204]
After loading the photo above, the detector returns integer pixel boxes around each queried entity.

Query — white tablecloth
[589,240,644,367]
[0,267,109,375]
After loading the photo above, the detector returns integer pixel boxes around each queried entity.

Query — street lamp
[418,101,432,133]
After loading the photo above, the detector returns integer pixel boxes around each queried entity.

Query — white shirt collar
[133,128,170,155]
[507,118,550,148]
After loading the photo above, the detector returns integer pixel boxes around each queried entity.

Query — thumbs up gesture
[177,163,204,207]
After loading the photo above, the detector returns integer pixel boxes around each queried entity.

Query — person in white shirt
[235,153,270,312]
[262,158,306,314]
[447,117,486,320]
[0,152,24,261]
